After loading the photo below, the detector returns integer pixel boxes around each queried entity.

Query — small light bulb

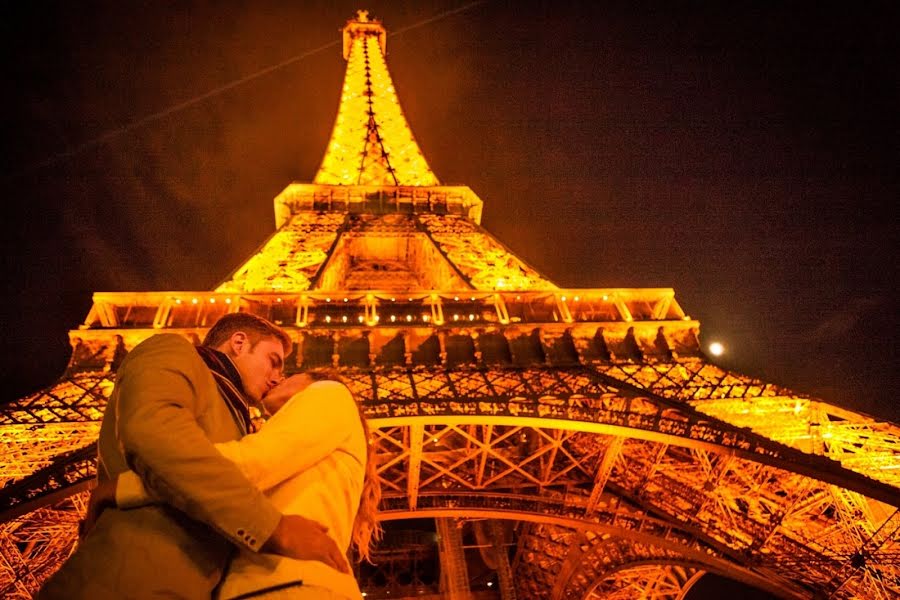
[709,342,725,356]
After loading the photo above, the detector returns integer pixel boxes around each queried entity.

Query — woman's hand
[80,477,118,539]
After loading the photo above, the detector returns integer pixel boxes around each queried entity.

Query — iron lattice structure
[2,11,898,600]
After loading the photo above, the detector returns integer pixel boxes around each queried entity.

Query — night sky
[1,1,897,596]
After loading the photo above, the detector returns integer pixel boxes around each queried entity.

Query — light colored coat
[215,380,365,600]
[39,334,281,600]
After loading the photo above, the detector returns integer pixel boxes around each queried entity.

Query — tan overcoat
[40,334,281,599]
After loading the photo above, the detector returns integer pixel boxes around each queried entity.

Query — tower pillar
[436,518,472,599]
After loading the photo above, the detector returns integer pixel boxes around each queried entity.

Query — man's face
[231,335,285,403]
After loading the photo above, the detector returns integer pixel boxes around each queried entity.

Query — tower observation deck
[1,10,898,600]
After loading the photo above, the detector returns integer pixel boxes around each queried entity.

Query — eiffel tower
[2,10,898,600]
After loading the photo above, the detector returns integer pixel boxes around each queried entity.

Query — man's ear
[228,331,250,356]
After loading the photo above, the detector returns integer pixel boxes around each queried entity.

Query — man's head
[202,313,293,403]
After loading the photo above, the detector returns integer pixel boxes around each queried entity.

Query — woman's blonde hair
[352,402,383,563]
[307,370,382,562]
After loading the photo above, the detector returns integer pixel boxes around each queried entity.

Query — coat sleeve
[114,334,281,552]
[214,380,362,492]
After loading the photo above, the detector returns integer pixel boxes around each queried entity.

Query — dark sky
[0,1,896,594]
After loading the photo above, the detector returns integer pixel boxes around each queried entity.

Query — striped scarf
[195,345,255,435]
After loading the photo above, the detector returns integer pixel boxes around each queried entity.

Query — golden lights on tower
[315,11,439,186]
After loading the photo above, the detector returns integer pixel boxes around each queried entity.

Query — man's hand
[262,374,315,416]
[81,477,117,539]
[261,514,350,573]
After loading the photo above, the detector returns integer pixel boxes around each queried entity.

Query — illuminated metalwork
[315,10,438,186]
[418,214,557,291]
[0,492,87,600]
[216,212,346,293]
[596,360,900,489]
[2,10,898,600]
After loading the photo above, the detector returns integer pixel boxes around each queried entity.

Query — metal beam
[490,520,516,600]
[586,436,623,515]
[549,532,588,600]
[436,517,471,600]
[407,424,424,510]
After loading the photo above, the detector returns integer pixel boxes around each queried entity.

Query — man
[40,313,345,599]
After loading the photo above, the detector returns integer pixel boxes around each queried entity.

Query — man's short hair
[202,313,292,355]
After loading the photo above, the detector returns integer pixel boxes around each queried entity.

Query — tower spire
[314,10,439,186]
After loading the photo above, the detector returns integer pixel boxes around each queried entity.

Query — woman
[89,374,380,599]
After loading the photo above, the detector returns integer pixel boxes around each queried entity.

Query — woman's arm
[213,380,361,490]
